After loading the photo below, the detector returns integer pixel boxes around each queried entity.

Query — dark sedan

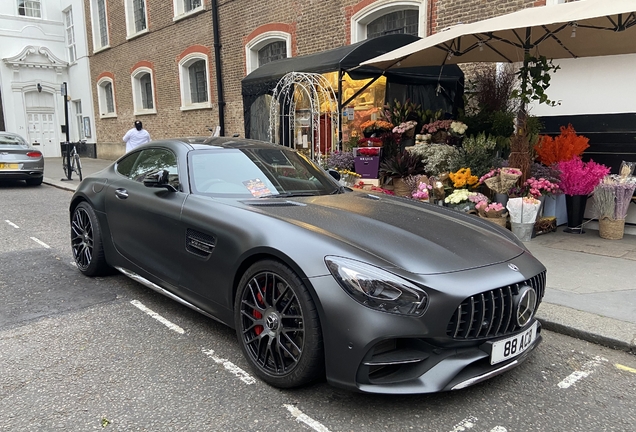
[0,132,44,186]
[69,137,546,394]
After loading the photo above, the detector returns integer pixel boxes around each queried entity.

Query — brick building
[85,0,551,160]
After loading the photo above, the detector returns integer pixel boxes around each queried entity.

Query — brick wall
[85,0,546,159]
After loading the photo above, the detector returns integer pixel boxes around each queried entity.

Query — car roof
[154,136,290,151]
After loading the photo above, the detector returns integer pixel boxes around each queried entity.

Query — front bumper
[309,253,546,394]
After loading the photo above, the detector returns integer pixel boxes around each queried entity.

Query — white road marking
[201,348,256,385]
[30,237,50,248]
[283,404,331,432]
[70,261,77,267]
[558,355,607,389]
[449,416,478,432]
[130,300,185,334]
[5,220,19,228]
[490,427,508,432]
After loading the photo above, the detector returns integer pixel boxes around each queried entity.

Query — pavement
[44,157,636,353]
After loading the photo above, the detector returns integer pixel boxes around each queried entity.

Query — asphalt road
[1,181,636,431]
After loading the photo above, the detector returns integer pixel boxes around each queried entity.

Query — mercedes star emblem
[515,286,537,327]
[508,263,519,272]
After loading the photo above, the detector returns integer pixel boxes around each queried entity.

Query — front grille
[446,271,546,340]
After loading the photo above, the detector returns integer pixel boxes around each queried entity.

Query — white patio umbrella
[361,0,636,70]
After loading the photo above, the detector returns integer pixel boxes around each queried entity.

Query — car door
[104,147,186,286]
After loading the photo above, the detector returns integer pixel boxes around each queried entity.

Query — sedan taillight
[26,151,42,158]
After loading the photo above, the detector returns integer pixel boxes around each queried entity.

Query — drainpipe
[211,0,225,136]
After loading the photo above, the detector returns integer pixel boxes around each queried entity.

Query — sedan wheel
[235,260,324,388]
[71,202,109,276]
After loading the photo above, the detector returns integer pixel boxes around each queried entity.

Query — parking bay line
[201,348,256,385]
[615,364,636,374]
[30,237,50,249]
[130,300,185,334]
[284,404,331,432]
[4,220,19,229]
[558,356,607,389]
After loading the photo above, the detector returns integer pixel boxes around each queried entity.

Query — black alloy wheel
[71,202,108,276]
[235,260,324,388]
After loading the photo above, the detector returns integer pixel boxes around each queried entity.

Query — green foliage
[383,99,443,133]
[408,144,460,176]
[379,149,425,178]
[343,134,360,152]
[511,54,561,106]
[451,133,503,178]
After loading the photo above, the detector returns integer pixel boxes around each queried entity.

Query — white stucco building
[0,0,95,157]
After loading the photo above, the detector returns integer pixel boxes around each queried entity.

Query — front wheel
[63,160,69,179]
[234,260,324,388]
[74,154,83,181]
[71,202,108,276]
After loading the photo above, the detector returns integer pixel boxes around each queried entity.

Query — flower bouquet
[475,201,508,227]
[593,175,636,239]
[480,167,523,195]
[444,189,486,213]
[412,181,432,202]
[361,120,394,137]
[557,157,610,196]
[524,177,560,198]
[449,167,479,189]
[338,169,361,187]
[355,147,381,157]
[506,197,542,241]
[421,119,453,144]
[392,120,418,136]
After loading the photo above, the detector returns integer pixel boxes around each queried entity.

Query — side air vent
[186,229,216,258]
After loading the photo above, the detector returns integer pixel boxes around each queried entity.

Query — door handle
[115,188,128,199]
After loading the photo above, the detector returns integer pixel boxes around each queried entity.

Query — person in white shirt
[123,120,151,152]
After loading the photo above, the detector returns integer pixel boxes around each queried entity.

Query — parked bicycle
[62,139,85,181]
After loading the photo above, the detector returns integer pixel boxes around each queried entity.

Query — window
[351,0,426,42]
[97,77,116,117]
[245,31,292,74]
[367,10,419,38]
[125,0,148,37]
[127,148,180,190]
[131,68,156,115]
[173,0,203,18]
[74,100,85,140]
[91,0,109,50]
[18,0,41,18]
[64,9,77,63]
[178,53,211,110]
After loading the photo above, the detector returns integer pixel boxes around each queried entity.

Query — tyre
[71,202,109,276]
[74,154,83,181]
[25,177,43,186]
[235,260,324,388]
[63,160,69,179]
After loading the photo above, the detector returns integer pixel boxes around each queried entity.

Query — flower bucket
[392,177,412,197]
[511,222,534,242]
[598,217,625,240]
[564,194,589,234]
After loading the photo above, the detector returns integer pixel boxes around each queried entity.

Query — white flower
[450,121,467,135]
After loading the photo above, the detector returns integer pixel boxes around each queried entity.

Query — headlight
[325,256,428,316]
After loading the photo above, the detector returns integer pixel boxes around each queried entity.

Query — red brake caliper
[254,292,264,335]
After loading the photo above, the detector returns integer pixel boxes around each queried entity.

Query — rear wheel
[74,154,83,181]
[71,202,108,276]
[235,260,324,388]
[63,160,69,179]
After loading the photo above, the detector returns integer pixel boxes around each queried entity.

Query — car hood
[240,192,524,274]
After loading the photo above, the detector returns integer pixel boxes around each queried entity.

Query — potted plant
[557,157,610,234]
[379,150,425,197]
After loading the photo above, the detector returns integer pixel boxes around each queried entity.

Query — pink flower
[557,158,610,195]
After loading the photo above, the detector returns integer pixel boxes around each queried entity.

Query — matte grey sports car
[0,131,44,186]
[70,137,546,394]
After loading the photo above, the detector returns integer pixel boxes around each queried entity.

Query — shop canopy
[242,34,465,139]
[361,0,636,69]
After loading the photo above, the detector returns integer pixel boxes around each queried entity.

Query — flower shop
[325,65,636,241]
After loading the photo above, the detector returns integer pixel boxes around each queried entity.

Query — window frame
[245,31,291,74]
[173,0,205,21]
[124,0,149,39]
[17,0,42,18]
[64,8,77,63]
[179,53,212,111]
[90,0,110,51]
[73,100,85,140]
[97,77,117,118]
[350,0,426,42]
[131,67,157,116]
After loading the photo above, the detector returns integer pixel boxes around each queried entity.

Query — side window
[129,148,180,189]
[116,151,141,176]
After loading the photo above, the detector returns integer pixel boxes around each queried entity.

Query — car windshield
[189,147,340,197]
[0,134,27,147]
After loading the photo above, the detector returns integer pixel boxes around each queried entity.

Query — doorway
[27,111,59,157]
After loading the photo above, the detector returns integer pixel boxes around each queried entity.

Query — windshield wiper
[259,192,318,198]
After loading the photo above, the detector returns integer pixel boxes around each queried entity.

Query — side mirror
[143,169,177,192]
[327,169,341,181]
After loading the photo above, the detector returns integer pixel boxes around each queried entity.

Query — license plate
[0,163,19,169]
[490,321,538,365]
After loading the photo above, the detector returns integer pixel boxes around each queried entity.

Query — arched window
[97,77,116,118]
[178,51,211,110]
[131,67,156,115]
[351,0,426,42]
[245,30,291,74]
